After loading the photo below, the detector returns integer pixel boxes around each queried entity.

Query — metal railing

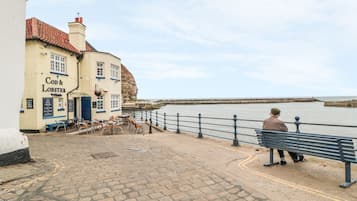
[130,110,357,146]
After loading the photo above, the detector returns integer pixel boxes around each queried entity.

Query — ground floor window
[97,96,104,111]
[111,95,120,110]
[26,98,34,109]
[58,98,64,110]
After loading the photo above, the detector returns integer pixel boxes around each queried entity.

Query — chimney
[68,16,86,51]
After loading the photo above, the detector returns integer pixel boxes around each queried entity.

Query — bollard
[156,111,158,126]
[198,113,203,138]
[233,114,239,146]
[141,110,143,121]
[176,113,180,134]
[145,111,148,122]
[149,118,152,134]
[295,116,301,133]
[150,110,152,122]
[164,112,167,130]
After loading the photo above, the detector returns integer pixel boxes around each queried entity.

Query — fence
[131,110,357,146]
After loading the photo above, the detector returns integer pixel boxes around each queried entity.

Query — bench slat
[259,136,355,151]
[256,129,356,141]
[258,132,355,144]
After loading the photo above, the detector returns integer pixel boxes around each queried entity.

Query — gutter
[66,54,83,121]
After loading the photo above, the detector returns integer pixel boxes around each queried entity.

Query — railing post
[141,110,143,121]
[233,114,239,146]
[198,113,203,138]
[164,112,167,130]
[149,118,152,134]
[150,110,152,122]
[294,116,304,161]
[145,111,148,122]
[155,111,158,126]
[294,116,301,133]
[176,113,180,134]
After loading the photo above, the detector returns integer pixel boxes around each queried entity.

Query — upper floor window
[96,62,104,78]
[111,95,120,110]
[50,54,66,74]
[110,64,119,80]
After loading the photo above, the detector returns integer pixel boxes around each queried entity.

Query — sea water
[155,102,357,143]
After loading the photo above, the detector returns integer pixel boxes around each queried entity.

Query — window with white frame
[96,62,104,77]
[97,96,104,110]
[58,98,64,109]
[110,64,119,80]
[50,53,66,74]
[111,95,120,110]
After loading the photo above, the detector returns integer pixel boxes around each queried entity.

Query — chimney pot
[79,17,83,24]
[75,17,79,22]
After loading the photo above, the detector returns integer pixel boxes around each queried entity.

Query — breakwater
[324,100,357,108]
[123,97,318,111]
[157,97,317,105]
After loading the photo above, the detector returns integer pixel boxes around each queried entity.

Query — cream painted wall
[0,0,26,131]
[20,41,79,131]
[80,51,122,121]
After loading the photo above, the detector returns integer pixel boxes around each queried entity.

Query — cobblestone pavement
[0,134,268,201]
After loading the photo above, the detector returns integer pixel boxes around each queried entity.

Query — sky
[26,0,357,99]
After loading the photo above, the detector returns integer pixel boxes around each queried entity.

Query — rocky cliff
[121,64,138,102]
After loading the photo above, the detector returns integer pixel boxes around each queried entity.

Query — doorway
[81,96,92,121]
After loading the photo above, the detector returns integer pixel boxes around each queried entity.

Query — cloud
[145,66,210,80]
[48,0,96,5]
[86,23,120,41]
[246,56,337,87]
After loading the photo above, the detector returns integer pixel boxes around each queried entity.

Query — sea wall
[324,100,357,108]
[157,97,317,105]
[122,97,318,111]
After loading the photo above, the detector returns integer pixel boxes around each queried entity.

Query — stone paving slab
[0,134,268,201]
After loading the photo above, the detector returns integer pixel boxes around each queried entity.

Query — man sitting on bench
[263,108,303,165]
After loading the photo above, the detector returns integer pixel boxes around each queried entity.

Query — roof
[26,18,96,54]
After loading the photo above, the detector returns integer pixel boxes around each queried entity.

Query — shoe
[298,155,304,162]
[280,160,287,165]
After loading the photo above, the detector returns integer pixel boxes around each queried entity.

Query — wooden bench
[255,129,357,188]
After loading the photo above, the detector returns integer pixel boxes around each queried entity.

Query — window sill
[96,110,106,113]
[43,115,66,119]
[111,109,121,112]
[110,78,120,81]
[96,76,105,80]
[50,72,68,76]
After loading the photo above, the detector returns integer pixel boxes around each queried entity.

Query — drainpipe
[66,54,83,121]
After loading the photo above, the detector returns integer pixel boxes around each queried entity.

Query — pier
[123,97,318,111]
[324,99,357,108]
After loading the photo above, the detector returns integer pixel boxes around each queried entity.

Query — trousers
[277,149,298,160]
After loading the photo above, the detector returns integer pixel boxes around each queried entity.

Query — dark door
[81,97,92,121]
[74,98,78,119]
